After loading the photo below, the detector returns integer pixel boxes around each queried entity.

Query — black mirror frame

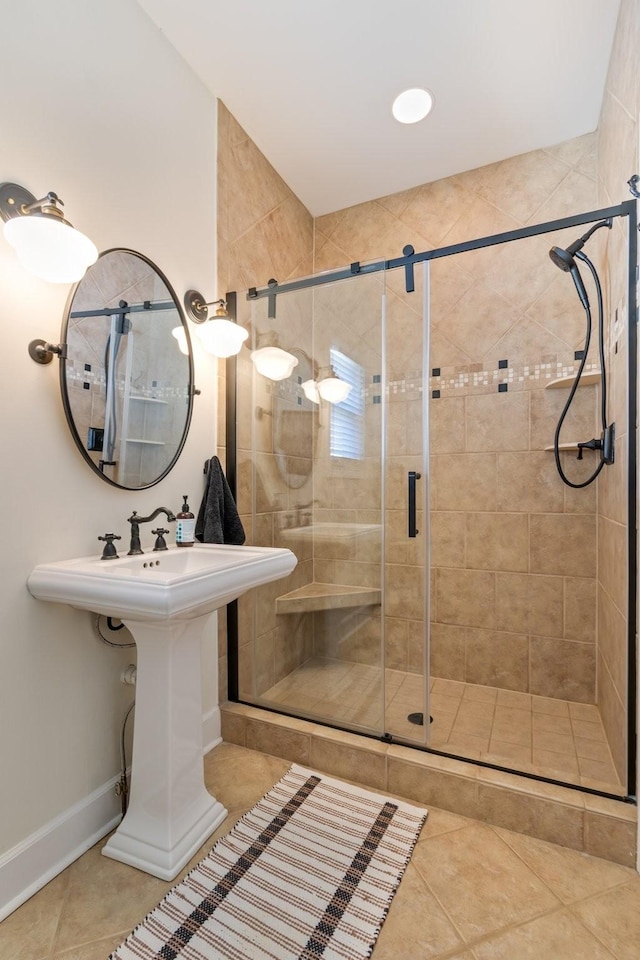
[58,247,195,490]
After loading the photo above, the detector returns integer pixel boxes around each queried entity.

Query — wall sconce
[250,331,298,381]
[302,367,352,404]
[0,182,98,283]
[171,325,189,356]
[318,375,352,403]
[183,290,248,358]
[251,346,298,381]
[301,379,320,403]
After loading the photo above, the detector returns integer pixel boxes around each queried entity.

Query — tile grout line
[44,864,72,960]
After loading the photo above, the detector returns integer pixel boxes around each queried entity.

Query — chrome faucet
[127,508,176,555]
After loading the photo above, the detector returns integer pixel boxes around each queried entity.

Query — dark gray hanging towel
[195,456,246,545]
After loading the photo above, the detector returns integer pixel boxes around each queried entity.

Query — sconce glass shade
[171,325,189,355]
[3,215,98,283]
[250,346,298,381]
[301,379,320,403]
[318,377,352,403]
[196,317,248,358]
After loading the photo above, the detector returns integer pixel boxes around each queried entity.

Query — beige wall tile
[597,582,628,700]
[466,392,530,452]
[386,758,478,819]
[432,453,497,511]
[220,710,246,746]
[597,654,628,788]
[430,511,466,567]
[309,736,387,791]
[466,512,529,572]
[429,622,467,681]
[466,629,529,691]
[564,577,597,643]
[530,514,596,577]
[496,572,563,637]
[430,396,466,453]
[583,813,637,867]
[597,438,627,526]
[385,563,425,619]
[530,384,596,452]
[437,568,496,628]
[407,619,427,674]
[496,451,564,513]
[530,637,595,702]
[598,515,628,615]
[438,281,521,361]
[478,149,578,225]
[244,718,310,765]
[384,617,408,671]
[476,784,583,850]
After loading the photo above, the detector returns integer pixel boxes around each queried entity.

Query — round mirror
[60,249,194,489]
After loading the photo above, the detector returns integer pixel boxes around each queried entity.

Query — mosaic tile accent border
[380,357,601,400]
[66,364,187,401]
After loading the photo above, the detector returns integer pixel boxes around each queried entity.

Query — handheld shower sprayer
[549,219,612,309]
[547,217,614,489]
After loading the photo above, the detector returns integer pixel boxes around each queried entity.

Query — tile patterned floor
[2,743,638,960]
[261,658,624,795]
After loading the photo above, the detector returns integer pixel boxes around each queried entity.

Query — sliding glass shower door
[234,263,429,743]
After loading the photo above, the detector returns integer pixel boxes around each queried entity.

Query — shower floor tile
[260,659,624,795]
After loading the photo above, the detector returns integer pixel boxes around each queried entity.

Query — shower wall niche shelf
[545,370,601,389]
[129,396,169,404]
[125,438,166,445]
[544,441,596,452]
[276,582,381,614]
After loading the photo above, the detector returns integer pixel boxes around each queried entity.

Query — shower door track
[226,200,638,804]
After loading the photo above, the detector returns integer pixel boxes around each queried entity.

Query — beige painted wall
[0,0,219,867]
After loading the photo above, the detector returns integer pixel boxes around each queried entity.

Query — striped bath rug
[110,764,427,960]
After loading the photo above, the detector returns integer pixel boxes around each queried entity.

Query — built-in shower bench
[275,582,381,614]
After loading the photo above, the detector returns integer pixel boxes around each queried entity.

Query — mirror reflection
[60,248,193,489]
[272,347,318,488]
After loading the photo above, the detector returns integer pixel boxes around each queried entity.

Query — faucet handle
[98,533,121,560]
[152,527,170,551]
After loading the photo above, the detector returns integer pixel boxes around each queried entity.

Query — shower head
[549,218,612,273]
[548,245,575,272]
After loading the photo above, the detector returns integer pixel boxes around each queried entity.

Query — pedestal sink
[28,543,297,880]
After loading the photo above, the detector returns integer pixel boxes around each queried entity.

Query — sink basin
[27,542,297,881]
[28,543,297,621]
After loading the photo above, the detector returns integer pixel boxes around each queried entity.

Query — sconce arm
[28,339,67,364]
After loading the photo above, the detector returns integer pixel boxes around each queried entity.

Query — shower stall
[227,201,637,801]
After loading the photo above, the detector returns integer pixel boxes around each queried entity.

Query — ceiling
[137,0,621,217]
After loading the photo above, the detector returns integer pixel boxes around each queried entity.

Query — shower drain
[407,712,433,725]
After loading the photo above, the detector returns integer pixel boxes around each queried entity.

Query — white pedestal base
[102,796,227,880]
[102,614,228,880]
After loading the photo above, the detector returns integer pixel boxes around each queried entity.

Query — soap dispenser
[176,495,195,547]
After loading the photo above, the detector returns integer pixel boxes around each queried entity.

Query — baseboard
[0,774,122,922]
[203,705,222,755]
[1,708,223,921]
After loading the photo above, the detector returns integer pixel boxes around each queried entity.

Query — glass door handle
[408,470,421,537]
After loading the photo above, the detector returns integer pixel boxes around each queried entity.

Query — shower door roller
[407,470,421,537]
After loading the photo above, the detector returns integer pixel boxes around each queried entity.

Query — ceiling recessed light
[392,88,434,124]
